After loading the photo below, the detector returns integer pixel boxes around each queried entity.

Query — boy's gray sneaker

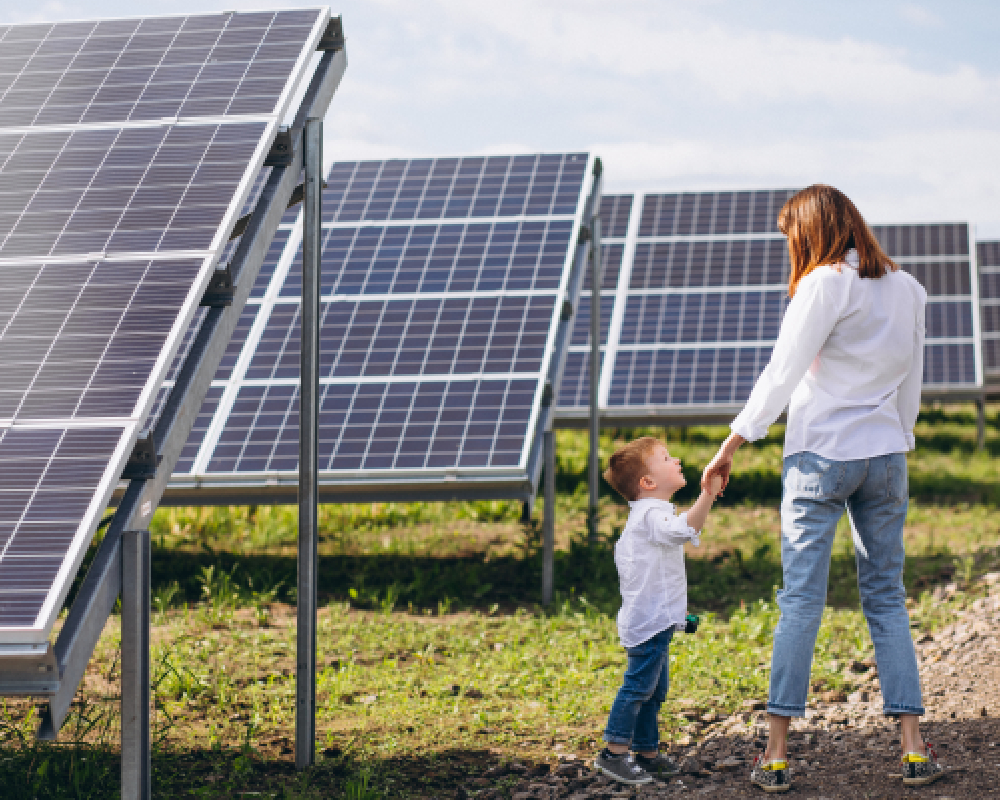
[633,751,679,777]
[594,748,653,785]
[901,743,944,786]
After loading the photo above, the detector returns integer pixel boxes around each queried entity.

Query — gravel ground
[460,583,1000,799]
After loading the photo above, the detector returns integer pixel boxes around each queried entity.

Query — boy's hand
[708,475,723,497]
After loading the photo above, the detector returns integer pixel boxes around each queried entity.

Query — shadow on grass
[0,742,503,799]
[133,533,966,620]
[7,715,996,799]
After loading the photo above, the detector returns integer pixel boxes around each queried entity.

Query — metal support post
[587,213,602,545]
[976,395,987,451]
[296,116,322,770]
[542,430,555,605]
[121,530,150,800]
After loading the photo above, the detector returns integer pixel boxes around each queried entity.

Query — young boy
[595,436,722,785]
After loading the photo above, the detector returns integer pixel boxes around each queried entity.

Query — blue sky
[5,2,1000,235]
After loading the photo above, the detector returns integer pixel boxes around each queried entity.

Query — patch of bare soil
[449,588,1000,799]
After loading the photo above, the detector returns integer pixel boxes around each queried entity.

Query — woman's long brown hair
[778,185,897,297]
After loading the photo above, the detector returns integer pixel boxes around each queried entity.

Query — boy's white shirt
[615,498,700,649]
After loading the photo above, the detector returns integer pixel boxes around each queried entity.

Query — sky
[4,1,1000,235]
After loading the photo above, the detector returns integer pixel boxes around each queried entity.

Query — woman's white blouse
[731,253,927,459]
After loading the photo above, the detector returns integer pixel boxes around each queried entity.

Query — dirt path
[470,586,1000,799]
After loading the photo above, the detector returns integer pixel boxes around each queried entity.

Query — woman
[702,185,942,793]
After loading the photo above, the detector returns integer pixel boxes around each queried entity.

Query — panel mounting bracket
[229,181,327,241]
[265,127,295,167]
[0,644,59,696]
[200,264,235,307]
[577,226,591,244]
[121,436,161,480]
[560,299,574,320]
[317,17,345,52]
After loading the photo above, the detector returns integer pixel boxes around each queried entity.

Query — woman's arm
[897,292,926,448]
[730,270,844,443]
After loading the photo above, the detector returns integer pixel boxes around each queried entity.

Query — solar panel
[0,9,331,645]
[556,190,983,424]
[976,240,1000,385]
[874,224,981,393]
[557,194,631,412]
[164,153,596,501]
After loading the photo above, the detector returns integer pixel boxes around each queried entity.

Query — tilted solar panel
[976,240,1000,384]
[557,194,631,411]
[556,190,983,425]
[164,153,597,502]
[0,8,331,645]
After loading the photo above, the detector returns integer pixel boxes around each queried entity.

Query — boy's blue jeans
[769,451,924,718]
[604,628,674,751]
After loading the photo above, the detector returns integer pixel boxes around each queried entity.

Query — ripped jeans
[768,451,923,718]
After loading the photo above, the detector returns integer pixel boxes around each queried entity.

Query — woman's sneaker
[633,751,679,777]
[593,748,653,785]
[901,743,944,786]
[750,754,792,793]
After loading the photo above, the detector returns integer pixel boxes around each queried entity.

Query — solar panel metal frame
[160,154,601,504]
[0,6,335,644]
[556,192,985,427]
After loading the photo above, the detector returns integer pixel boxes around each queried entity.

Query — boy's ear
[638,475,655,489]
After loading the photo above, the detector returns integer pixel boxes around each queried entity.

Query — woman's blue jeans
[769,451,924,718]
[604,628,674,751]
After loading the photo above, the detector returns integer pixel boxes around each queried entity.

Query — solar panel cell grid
[0,424,123,626]
[873,224,969,258]
[619,291,787,345]
[629,239,790,289]
[609,347,773,407]
[173,385,224,474]
[569,294,614,347]
[599,194,632,238]
[900,261,972,296]
[557,351,603,409]
[279,221,574,296]
[638,190,797,237]
[583,242,623,290]
[924,342,976,385]
[321,153,588,223]
[0,257,203,420]
[208,378,538,473]
[978,241,1000,268]
[0,10,321,127]
[0,122,267,257]
[246,295,556,380]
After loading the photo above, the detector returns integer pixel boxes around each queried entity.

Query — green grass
[3,403,1000,798]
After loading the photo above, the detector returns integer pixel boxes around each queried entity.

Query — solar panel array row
[0,8,329,641]
[558,193,983,420]
[323,154,587,223]
[164,153,593,492]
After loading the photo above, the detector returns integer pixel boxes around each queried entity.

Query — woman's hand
[702,433,746,495]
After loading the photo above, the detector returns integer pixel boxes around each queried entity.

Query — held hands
[701,432,745,497]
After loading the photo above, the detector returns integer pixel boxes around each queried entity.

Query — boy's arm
[685,476,723,533]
